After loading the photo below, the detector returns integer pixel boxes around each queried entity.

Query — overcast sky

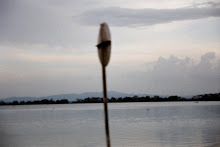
[0,0,220,98]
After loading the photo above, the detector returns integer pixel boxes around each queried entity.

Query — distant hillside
[1,91,152,103]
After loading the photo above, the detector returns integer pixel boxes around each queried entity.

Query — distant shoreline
[0,93,219,105]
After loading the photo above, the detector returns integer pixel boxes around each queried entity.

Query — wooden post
[102,65,111,147]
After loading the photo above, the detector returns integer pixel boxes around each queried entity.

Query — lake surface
[0,102,220,147]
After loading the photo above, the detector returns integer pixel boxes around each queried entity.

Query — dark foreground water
[0,102,220,147]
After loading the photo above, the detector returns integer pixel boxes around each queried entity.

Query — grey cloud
[147,52,220,95]
[193,1,220,8]
[78,5,220,27]
[0,0,94,46]
[197,52,216,70]
[113,52,220,96]
[1,0,220,45]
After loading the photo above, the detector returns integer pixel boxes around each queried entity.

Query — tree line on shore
[0,93,219,105]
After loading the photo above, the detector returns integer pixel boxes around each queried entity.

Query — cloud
[0,0,97,46]
[1,0,220,45]
[109,52,220,96]
[145,52,220,95]
[78,5,220,27]
[193,1,220,8]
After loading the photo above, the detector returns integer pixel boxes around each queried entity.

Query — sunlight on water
[0,102,220,147]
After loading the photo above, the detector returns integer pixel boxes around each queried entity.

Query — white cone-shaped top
[97,23,111,45]
[97,23,111,67]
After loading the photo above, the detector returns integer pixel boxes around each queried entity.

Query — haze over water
[0,102,220,147]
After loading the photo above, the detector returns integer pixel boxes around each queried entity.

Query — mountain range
[0,91,155,103]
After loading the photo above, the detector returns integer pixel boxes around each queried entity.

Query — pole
[102,65,111,147]
[97,22,111,147]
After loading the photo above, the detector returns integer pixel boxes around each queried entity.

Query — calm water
[0,102,220,147]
